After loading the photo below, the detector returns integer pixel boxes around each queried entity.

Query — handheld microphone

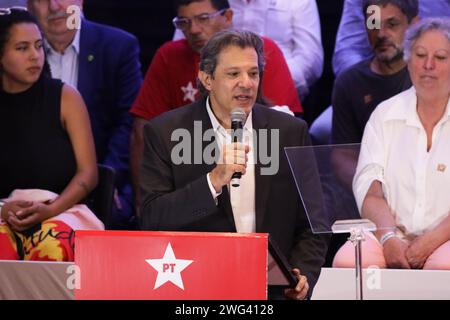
[230,108,247,187]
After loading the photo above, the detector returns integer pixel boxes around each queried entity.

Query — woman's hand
[383,237,411,269]
[406,234,436,269]
[6,202,56,232]
[1,200,33,221]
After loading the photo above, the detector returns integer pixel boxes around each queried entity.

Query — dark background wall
[84,0,345,124]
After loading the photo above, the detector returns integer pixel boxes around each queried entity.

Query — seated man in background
[310,0,420,144]
[130,0,301,212]
[139,30,329,299]
[28,0,143,229]
[332,0,419,144]
[333,0,450,76]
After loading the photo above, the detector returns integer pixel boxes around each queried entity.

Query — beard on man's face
[373,39,404,64]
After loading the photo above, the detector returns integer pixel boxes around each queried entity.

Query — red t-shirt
[130,38,302,120]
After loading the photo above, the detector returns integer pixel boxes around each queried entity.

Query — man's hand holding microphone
[209,108,248,193]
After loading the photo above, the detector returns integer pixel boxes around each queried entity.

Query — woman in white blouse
[333,17,450,270]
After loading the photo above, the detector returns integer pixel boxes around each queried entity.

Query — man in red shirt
[130,0,302,212]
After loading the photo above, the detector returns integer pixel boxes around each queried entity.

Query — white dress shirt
[205,98,256,233]
[45,27,81,88]
[353,87,450,237]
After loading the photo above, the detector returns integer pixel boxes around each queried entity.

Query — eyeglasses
[0,6,28,16]
[172,9,226,31]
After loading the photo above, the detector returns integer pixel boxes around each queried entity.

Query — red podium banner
[74,231,268,300]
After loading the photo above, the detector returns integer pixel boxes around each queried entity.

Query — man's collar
[206,97,253,134]
[44,23,81,55]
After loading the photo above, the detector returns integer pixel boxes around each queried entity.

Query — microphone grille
[230,108,247,123]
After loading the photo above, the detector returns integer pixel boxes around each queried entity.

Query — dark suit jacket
[77,19,142,223]
[140,98,329,294]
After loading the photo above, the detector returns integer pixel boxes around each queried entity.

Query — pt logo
[145,242,193,290]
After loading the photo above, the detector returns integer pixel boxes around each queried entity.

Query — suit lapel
[191,98,217,174]
[252,106,271,232]
[218,187,236,230]
[77,20,96,100]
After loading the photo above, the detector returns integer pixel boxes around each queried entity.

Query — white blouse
[353,87,450,237]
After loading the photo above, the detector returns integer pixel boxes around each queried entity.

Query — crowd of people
[1,0,450,299]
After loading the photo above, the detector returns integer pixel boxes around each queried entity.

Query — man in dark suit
[140,30,329,299]
[28,0,143,228]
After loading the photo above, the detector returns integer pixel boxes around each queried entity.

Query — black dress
[0,76,76,199]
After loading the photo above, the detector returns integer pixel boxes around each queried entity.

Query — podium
[74,231,268,300]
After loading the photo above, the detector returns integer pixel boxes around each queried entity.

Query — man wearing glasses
[130,0,302,213]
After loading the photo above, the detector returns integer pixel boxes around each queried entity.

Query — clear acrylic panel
[285,144,389,235]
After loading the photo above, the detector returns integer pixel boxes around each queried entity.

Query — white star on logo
[181,82,198,102]
[145,243,193,290]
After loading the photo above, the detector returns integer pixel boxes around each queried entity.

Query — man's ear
[198,70,212,91]
[410,15,420,26]
[224,8,233,24]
